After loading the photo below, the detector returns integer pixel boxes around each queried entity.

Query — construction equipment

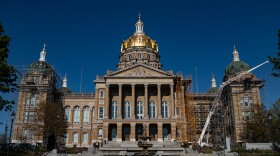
[197,60,269,146]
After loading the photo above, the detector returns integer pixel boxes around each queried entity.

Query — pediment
[105,64,174,78]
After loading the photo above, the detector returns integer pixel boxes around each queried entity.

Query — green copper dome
[28,61,54,75]
[225,61,250,76]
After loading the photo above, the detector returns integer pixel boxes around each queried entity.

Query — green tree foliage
[268,29,280,77]
[240,104,270,143]
[0,22,17,111]
[270,98,280,144]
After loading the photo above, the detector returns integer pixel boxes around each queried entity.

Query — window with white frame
[64,133,68,144]
[98,128,103,138]
[82,133,88,143]
[100,91,104,98]
[241,95,252,107]
[65,106,71,123]
[149,101,156,118]
[161,101,169,118]
[73,106,80,123]
[99,107,104,119]
[136,101,144,119]
[24,130,33,142]
[124,101,131,118]
[111,101,118,118]
[83,106,90,123]
[26,94,39,107]
[73,132,78,143]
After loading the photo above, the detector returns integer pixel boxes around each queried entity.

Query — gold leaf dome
[121,16,158,53]
[121,34,158,53]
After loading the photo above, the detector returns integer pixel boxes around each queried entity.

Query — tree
[240,104,270,143]
[23,101,67,149]
[269,98,280,144]
[268,29,280,77]
[0,22,17,111]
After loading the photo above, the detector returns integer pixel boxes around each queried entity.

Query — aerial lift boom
[197,60,269,146]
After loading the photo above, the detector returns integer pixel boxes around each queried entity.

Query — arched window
[149,101,156,118]
[99,107,104,119]
[73,106,80,123]
[98,128,103,138]
[124,101,131,118]
[73,132,78,143]
[162,101,169,118]
[82,133,88,143]
[65,106,71,123]
[83,106,90,123]
[111,101,118,118]
[100,91,104,98]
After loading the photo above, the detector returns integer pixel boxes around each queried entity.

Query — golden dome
[121,15,158,53]
[121,33,158,53]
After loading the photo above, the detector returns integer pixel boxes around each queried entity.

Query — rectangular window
[162,101,169,118]
[124,101,131,118]
[64,133,68,144]
[149,101,156,118]
[83,133,88,143]
[73,133,78,143]
[111,101,118,118]
[99,107,104,119]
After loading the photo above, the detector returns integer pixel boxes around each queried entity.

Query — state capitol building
[11,16,264,149]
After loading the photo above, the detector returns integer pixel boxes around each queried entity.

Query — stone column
[130,123,136,142]
[171,123,176,142]
[94,89,99,121]
[92,125,98,142]
[117,123,122,142]
[170,84,174,118]
[157,123,163,142]
[144,84,149,119]
[118,84,123,119]
[157,84,162,118]
[105,85,109,119]
[131,84,135,119]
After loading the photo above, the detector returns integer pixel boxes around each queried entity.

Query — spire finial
[135,12,144,34]
[62,74,67,88]
[211,74,217,88]
[233,44,240,62]
[138,12,141,20]
[39,43,46,61]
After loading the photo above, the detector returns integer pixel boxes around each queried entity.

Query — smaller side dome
[28,61,54,75]
[225,61,250,76]
[225,46,250,76]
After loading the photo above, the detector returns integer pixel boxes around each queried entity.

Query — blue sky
[0,0,279,133]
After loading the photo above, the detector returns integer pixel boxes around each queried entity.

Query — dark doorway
[47,133,56,150]
[122,124,130,141]
[108,124,117,141]
[136,124,143,141]
[163,124,171,141]
[149,124,158,141]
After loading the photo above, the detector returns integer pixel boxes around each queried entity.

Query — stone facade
[12,16,264,149]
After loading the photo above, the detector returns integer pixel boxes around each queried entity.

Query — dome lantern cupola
[135,13,144,34]
[233,45,240,62]
[39,43,46,62]
[62,74,68,88]
[211,75,217,88]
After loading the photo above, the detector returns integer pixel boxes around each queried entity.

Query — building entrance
[122,124,130,141]
[136,124,143,141]
[149,124,158,141]
[109,124,117,141]
[163,124,171,140]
